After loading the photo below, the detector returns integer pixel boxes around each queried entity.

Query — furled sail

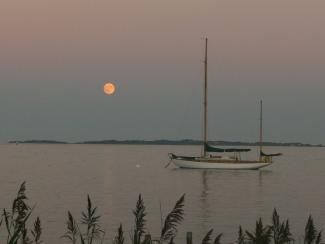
[260,151,282,157]
[204,143,251,153]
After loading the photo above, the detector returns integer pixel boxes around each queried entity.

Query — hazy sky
[0,0,324,144]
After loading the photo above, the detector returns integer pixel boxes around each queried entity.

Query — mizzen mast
[259,100,263,160]
[203,38,208,157]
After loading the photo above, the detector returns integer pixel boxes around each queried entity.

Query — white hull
[172,158,272,170]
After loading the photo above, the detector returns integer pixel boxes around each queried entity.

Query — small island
[9,140,68,144]
[8,139,324,147]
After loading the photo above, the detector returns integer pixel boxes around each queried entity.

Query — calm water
[1,144,325,244]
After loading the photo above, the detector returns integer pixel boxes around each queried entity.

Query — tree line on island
[0,183,323,244]
[8,140,324,147]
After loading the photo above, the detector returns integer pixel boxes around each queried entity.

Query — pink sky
[0,0,325,143]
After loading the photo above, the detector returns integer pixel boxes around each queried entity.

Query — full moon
[103,82,116,95]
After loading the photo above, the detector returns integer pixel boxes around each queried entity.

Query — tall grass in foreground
[1,183,324,244]
[0,182,42,244]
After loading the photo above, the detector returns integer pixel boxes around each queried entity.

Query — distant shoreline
[8,139,324,147]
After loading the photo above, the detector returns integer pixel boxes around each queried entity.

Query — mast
[259,100,263,160]
[203,38,208,157]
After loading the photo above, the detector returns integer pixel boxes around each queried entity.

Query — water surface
[0,144,324,244]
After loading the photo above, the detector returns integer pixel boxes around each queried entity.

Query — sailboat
[168,38,281,169]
